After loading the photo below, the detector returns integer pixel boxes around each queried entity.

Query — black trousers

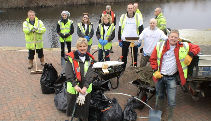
[122,41,138,69]
[28,49,44,60]
[61,42,71,57]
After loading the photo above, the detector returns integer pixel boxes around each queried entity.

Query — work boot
[168,107,174,121]
[40,56,45,66]
[28,59,33,69]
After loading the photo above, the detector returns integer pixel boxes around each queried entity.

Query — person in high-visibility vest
[133,2,143,23]
[150,30,200,121]
[154,8,167,35]
[65,38,96,121]
[118,3,144,68]
[23,10,46,69]
[99,5,116,53]
[77,13,94,53]
[56,11,74,57]
[96,14,115,61]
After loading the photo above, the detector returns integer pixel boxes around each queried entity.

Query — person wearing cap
[57,11,74,58]
[118,3,144,68]
[134,2,143,23]
[23,10,46,69]
[96,14,115,62]
[150,30,200,121]
[154,8,167,34]
[77,13,94,53]
[135,18,167,67]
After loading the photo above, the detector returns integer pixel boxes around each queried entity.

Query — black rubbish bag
[54,83,67,112]
[123,97,137,121]
[40,63,58,94]
[54,74,66,94]
[101,98,123,121]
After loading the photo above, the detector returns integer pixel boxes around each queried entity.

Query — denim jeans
[98,48,110,62]
[155,75,177,107]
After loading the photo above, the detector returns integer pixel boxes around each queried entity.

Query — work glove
[99,39,104,45]
[103,40,108,45]
[64,33,70,38]
[76,92,87,106]
[184,55,192,66]
[134,41,141,47]
[119,40,123,47]
[84,36,90,41]
[154,71,163,79]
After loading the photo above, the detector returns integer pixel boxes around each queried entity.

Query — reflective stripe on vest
[77,23,93,45]
[58,19,73,42]
[98,23,115,50]
[154,41,189,78]
[120,13,141,35]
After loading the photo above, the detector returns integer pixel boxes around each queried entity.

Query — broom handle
[34,33,38,71]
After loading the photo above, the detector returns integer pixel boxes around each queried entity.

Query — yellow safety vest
[58,19,73,42]
[154,41,189,78]
[66,57,92,94]
[120,13,141,35]
[155,13,166,32]
[23,17,46,50]
[98,23,115,50]
[77,23,93,45]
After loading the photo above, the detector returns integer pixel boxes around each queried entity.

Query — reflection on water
[0,0,210,48]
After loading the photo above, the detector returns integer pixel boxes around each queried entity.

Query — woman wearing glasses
[77,13,94,52]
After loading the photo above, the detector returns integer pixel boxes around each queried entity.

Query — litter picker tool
[31,33,43,74]
[125,37,139,67]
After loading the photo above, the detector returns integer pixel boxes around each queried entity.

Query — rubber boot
[40,56,45,66]
[28,59,33,69]
[168,106,174,121]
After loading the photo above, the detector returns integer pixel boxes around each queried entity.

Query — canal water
[0,0,210,48]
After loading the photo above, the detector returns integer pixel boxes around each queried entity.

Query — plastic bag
[40,63,58,94]
[101,98,123,121]
[54,83,67,112]
[54,74,66,94]
[123,97,137,121]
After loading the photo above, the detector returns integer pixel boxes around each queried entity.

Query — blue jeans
[98,49,110,62]
[156,75,177,107]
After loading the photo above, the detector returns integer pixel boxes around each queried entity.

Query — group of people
[23,2,200,121]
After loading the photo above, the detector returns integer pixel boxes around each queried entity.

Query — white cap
[61,11,70,17]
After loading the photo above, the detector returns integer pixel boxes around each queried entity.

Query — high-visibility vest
[154,41,189,79]
[102,10,115,23]
[155,13,166,32]
[58,19,73,42]
[23,17,46,50]
[77,23,93,45]
[135,9,143,23]
[120,13,141,35]
[98,23,115,50]
[66,52,95,94]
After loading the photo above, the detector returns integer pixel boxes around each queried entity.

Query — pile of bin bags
[40,63,141,121]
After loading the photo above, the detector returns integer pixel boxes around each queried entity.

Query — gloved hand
[134,41,141,47]
[99,39,104,45]
[76,92,87,106]
[59,33,65,38]
[184,55,192,66]
[154,71,163,79]
[64,33,70,38]
[103,40,108,45]
[119,40,123,47]
[84,36,90,41]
